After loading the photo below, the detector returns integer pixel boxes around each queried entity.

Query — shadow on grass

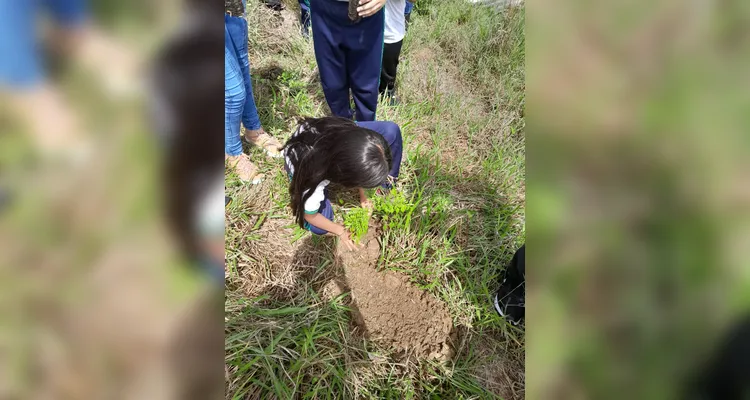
[250,61,330,137]
[289,234,341,296]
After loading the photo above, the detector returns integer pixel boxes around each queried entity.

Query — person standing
[309,0,386,121]
[379,0,411,104]
[225,0,282,184]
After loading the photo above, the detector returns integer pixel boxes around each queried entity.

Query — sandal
[245,130,283,158]
[226,154,264,184]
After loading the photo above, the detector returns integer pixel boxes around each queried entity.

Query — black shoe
[225,196,232,207]
[494,245,525,325]
[494,278,524,326]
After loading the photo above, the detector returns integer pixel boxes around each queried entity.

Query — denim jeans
[0,0,88,88]
[225,12,262,156]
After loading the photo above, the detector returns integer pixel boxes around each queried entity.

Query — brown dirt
[338,226,455,361]
[321,278,346,302]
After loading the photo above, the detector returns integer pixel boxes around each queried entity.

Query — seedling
[343,207,370,243]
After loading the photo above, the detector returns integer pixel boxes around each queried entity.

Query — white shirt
[303,180,330,213]
[384,0,407,44]
[198,172,225,238]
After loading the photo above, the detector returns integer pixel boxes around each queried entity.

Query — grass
[226,0,525,398]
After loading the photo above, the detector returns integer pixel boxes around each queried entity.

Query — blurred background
[0,0,224,398]
[2,0,749,399]
[527,0,750,399]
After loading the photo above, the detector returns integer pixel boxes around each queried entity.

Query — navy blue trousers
[309,0,384,121]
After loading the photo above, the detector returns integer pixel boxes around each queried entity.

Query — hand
[337,229,361,252]
[358,188,373,211]
[357,0,386,17]
[361,198,373,211]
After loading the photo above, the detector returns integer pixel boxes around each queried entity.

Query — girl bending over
[282,117,403,250]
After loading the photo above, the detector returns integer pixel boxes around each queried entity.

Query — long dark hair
[283,117,392,228]
[151,3,224,263]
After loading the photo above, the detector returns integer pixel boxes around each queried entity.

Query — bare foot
[225,154,264,184]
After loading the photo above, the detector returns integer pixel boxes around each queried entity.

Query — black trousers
[379,39,403,94]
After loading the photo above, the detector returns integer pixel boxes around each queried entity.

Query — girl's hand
[337,229,360,252]
[357,0,386,17]
[358,188,373,211]
[361,198,373,211]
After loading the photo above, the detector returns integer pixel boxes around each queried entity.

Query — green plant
[373,189,416,231]
[278,70,307,94]
[343,207,370,243]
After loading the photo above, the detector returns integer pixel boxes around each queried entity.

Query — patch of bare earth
[248,4,301,59]
[337,227,456,361]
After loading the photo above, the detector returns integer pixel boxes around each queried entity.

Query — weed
[373,189,416,232]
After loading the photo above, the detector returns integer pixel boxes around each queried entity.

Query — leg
[242,70,263,131]
[226,14,282,157]
[310,0,352,119]
[225,39,263,183]
[379,40,403,96]
[224,42,245,157]
[307,198,335,235]
[225,14,262,131]
[356,121,403,185]
[345,8,385,121]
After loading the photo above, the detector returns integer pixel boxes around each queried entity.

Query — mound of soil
[339,226,455,361]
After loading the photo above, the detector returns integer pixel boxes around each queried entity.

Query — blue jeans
[0,0,88,88]
[225,13,262,156]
